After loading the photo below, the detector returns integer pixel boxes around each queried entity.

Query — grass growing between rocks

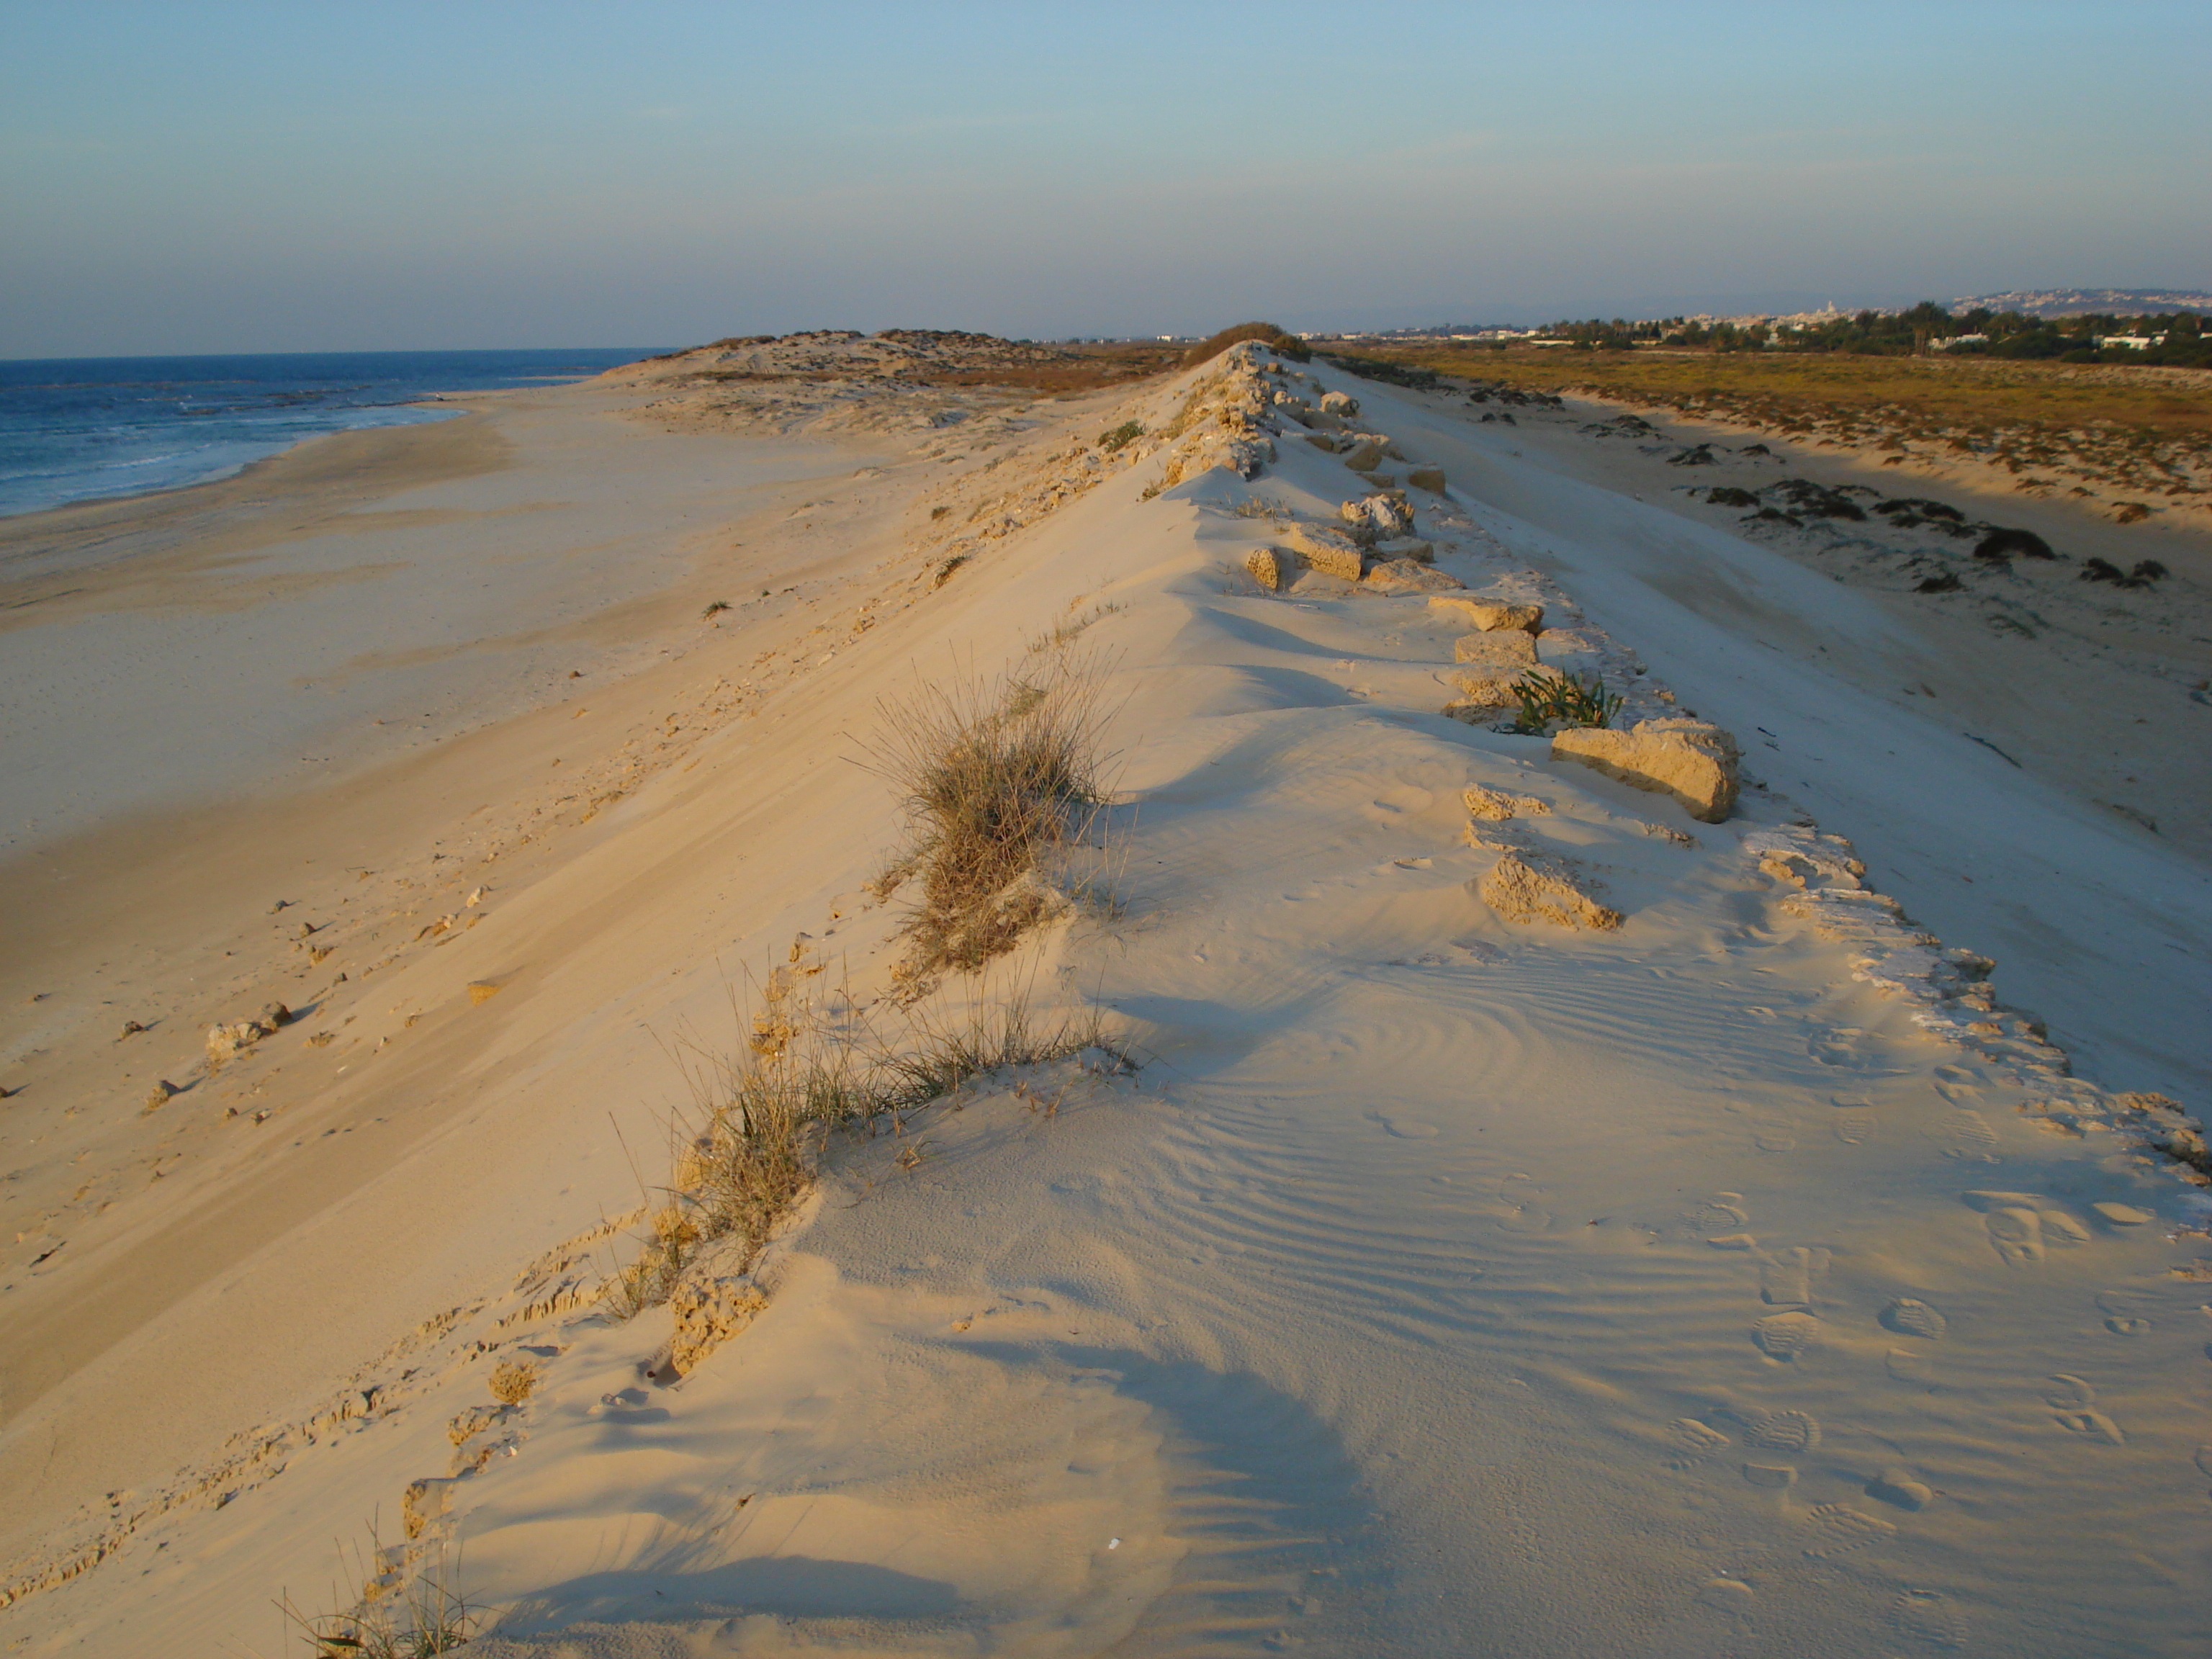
[1509,670,1622,734]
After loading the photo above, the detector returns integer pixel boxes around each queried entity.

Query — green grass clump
[1097,420,1145,453]
[1510,670,1622,734]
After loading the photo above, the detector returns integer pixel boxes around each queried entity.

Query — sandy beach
[2,339,2208,1657]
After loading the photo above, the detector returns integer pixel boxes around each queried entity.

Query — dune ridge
[2,340,2208,1656]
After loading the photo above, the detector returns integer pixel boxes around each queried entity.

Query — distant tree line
[1537,304,2209,367]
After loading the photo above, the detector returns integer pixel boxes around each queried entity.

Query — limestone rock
[1340,440,1385,472]
[1452,629,1539,667]
[1449,661,1557,704]
[142,1079,178,1112]
[1407,465,1447,493]
[1246,545,1300,592]
[1302,432,1344,453]
[1341,492,1415,541]
[1372,536,1432,563]
[668,1272,768,1375]
[467,980,503,1004]
[205,1016,276,1068]
[1282,523,1366,581]
[402,1477,456,1540]
[1429,595,1543,633]
[1362,559,1463,594]
[1475,852,1622,930]
[1552,718,1741,823]
[1320,390,1360,418]
[1465,783,1550,820]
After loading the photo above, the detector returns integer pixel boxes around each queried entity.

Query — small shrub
[930,505,951,519]
[1181,322,1310,367]
[1508,671,1620,733]
[1974,527,2057,561]
[488,1359,537,1405]
[932,554,969,589]
[701,600,732,620]
[1097,420,1145,454]
[1916,572,1964,593]
[1704,486,1760,508]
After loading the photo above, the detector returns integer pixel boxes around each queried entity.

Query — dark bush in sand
[1182,322,1310,367]
[1974,528,2058,562]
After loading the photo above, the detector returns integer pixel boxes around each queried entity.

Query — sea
[0,347,664,520]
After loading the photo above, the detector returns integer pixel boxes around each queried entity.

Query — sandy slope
[2,346,2208,1658]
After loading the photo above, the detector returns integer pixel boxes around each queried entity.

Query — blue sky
[3,1,2204,356]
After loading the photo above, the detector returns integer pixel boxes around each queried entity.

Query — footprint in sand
[2097,1292,2149,1344]
[1809,1030,1893,1072]
[1833,1109,1877,1144]
[1803,1503,1898,1558]
[1695,1578,1757,1613]
[1886,1348,1936,1383]
[1881,1298,1948,1339]
[1378,1115,1440,1139]
[2193,1444,2212,1480]
[1752,1118,1798,1152]
[1761,1247,1830,1307]
[1751,1310,1820,1361]
[1741,1462,1797,1488]
[1689,1193,1750,1233]
[1727,1408,1821,1453]
[1889,1589,1968,1650]
[1866,1468,1935,1511]
[1496,1172,1552,1233]
[1936,1109,2001,1162]
[1665,1417,1732,1468]
[1965,1190,2092,1261]
[1984,1207,2045,1266]
[2045,1373,2126,1444]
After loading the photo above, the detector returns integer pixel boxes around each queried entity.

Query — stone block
[1428,595,1543,632]
[1475,853,1622,930]
[1282,523,1366,581]
[668,1272,769,1375]
[1551,718,1741,822]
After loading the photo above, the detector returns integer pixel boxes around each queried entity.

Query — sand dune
[1,341,2207,1657]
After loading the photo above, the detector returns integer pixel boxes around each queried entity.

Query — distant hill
[1951,287,2212,318]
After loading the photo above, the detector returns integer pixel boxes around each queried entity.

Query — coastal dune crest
[1,333,2208,1658]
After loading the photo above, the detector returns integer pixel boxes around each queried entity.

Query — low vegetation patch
[1097,420,1145,454]
[1352,342,2212,508]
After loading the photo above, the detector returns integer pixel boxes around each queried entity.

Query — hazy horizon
[5,1,2205,359]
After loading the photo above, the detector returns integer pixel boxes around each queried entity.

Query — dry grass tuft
[279,1542,475,1658]
[867,659,1112,979]
[610,973,1120,1316]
